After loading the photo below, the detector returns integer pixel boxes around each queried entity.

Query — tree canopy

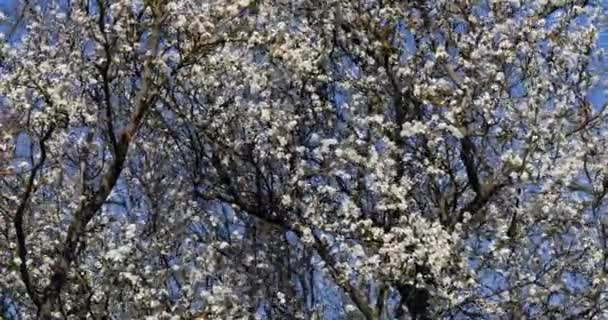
[1,0,608,319]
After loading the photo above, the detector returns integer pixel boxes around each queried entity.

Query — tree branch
[38,18,162,318]
[13,124,55,310]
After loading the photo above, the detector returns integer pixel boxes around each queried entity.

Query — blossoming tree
[1,0,608,319]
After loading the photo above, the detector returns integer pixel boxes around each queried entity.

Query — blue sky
[0,0,15,13]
